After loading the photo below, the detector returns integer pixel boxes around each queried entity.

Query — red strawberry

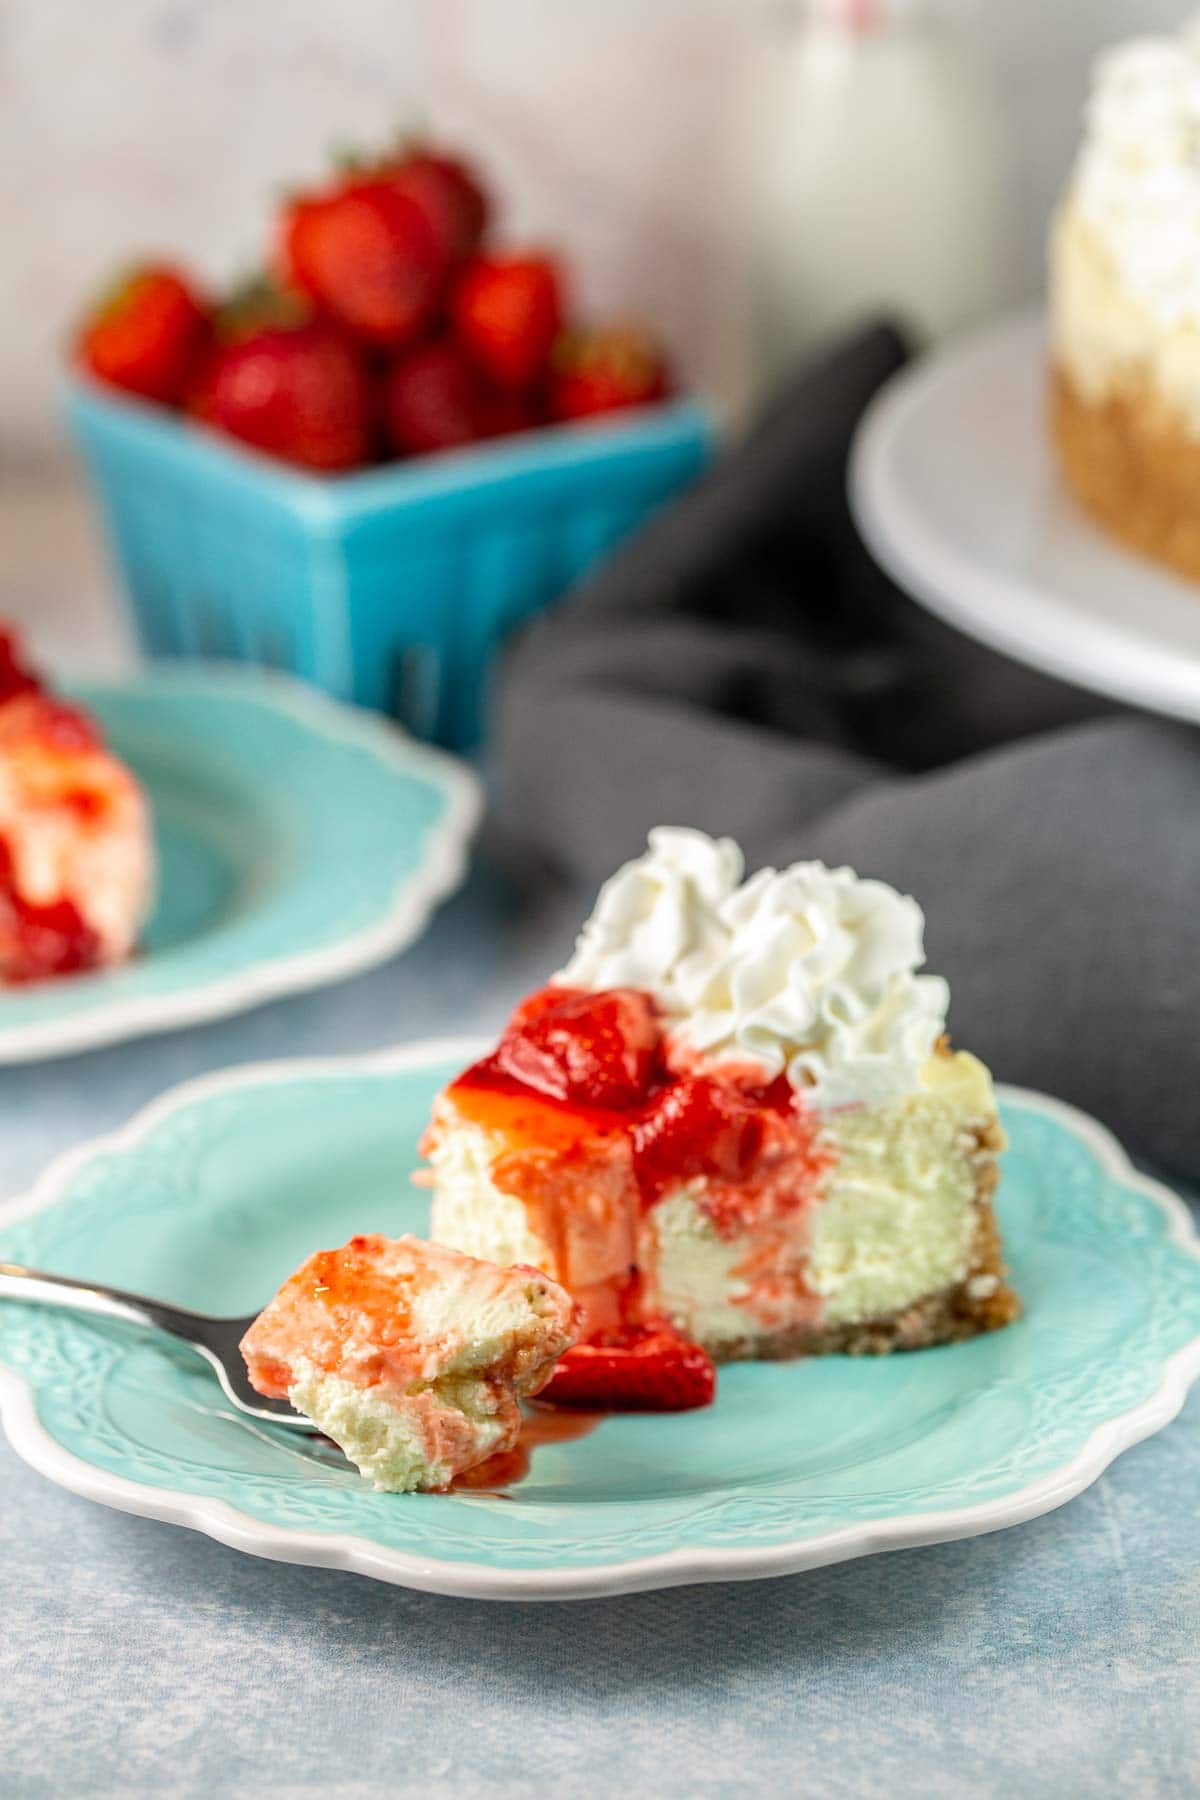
[481,386,542,439]
[189,322,372,473]
[538,1319,716,1412]
[381,339,491,456]
[0,627,41,706]
[76,263,209,406]
[550,325,671,423]
[633,1076,764,1201]
[211,273,315,343]
[452,253,565,391]
[279,176,449,349]
[495,985,662,1110]
[0,841,102,984]
[389,149,489,264]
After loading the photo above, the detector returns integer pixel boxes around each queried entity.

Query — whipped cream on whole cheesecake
[425,830,1017,1363]
[1050,16,1200,427]
[560,827,948,1106]
[1047,15,1200,582]
[1072,28,1200,329]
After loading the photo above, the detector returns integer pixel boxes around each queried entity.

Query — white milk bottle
[726,0,1006,395]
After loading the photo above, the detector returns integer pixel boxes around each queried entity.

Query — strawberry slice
[538,1319,716,1412]
[632,1076,765,1202]
[493,985,663,1111]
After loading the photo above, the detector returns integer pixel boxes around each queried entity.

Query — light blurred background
[0,0,1187,672]
[0,0,1187,461]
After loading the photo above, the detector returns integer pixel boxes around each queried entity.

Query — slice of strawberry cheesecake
[241,1234,577,1491]
[425,829,1019,1361]
[0,625,153,983]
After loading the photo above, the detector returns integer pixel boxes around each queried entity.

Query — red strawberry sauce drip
[450,1408,603,1491]
[0,838,102,983]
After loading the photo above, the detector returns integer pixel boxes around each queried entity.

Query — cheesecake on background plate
[0,624,153,984]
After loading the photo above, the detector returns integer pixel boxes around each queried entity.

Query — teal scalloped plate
[2,1045,1199,1600]
[0,669,480,1062]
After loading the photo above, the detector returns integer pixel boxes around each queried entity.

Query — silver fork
[0,1261,316,1431]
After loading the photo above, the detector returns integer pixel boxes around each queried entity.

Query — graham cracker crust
[709,1116,1020,1363]
[1050,363,1200,583]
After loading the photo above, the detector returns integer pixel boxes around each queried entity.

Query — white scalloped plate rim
[2,1045,1199,1602]
[849,307,1200,724]
[0,668,483,1064]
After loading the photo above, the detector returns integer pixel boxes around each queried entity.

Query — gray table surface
[3,861,1200,1800]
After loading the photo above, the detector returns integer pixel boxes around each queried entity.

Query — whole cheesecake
[423,829,1019,1361]
[1049,21,1200,580]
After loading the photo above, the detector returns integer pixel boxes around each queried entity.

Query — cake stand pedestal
[850,307,1200,726]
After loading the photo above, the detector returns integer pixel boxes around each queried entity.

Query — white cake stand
[849,307,1200,725]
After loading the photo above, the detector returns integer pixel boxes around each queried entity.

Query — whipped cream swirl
[1072,19,1200,324]
[559,828,949,1106]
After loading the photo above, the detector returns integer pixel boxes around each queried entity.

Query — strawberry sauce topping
[632,1076,766,1201]
[0,838,102,983]
[445,984,838,1407]
[0,628,41,706]
[494,985,663,1112]
[537,1318,716,1413]
[453,984,824,1211]
[0,623,123,984]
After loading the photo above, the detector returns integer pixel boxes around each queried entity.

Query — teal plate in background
[2,1044,1199,1600]
[0,670,480,1062]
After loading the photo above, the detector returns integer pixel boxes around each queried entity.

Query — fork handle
[0,1261,207,1345]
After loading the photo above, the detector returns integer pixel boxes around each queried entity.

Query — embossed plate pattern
[2,1044,1199,1600]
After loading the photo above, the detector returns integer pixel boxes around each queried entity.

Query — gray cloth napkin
[496,324,1200,1179]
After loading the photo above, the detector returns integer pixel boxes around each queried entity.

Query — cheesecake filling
[241,1233,577,1491]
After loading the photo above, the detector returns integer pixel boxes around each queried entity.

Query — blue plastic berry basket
[65,377,713,749]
